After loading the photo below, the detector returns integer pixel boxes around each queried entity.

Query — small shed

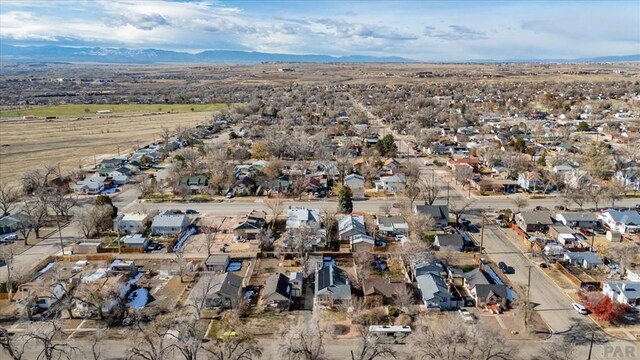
[122,234,148,249]
[606,231,622,243]
[72,242,101,254]
[205,254,231,272]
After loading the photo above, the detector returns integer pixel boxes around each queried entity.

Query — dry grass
[0,111,218,185]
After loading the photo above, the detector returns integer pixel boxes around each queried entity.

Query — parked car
[467,224,480,233]
[579,228,592,236]
[594,226,606,235]
[395,234,406,242]
[582,284,597,292]
[2,234,17,241]
[185,209,198,214]
[575,233,587,241]
[572,303,588,315]
[498,261,509,273]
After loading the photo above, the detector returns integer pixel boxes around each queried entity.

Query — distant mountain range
[0,44,638,64]
[0,44,413,64]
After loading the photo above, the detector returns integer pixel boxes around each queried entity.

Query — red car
[579,228,592,236]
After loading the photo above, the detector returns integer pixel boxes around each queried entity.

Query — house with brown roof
[447,158,480,170]
[363,279,408,307]
[233,210,267,240]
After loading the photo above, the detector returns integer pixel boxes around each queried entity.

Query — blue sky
[1,0,638,60]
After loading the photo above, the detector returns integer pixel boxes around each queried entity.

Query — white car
[572,303,588,315]
[395,234,406,242]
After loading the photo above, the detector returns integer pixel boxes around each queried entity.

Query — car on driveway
[575,233,587,241]
[572,303,588,315]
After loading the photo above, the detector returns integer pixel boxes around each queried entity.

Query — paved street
[467,222,638,359]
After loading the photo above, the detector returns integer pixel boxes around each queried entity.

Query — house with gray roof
[286,207,321,229]
[603,281,640,307]
[376,215,408,236]
[555,212,596,229]
[598,210,640,234]
[151,210,190,236]
[414,205,449,229]
[73,176,106,194]
[350,234,375,253]
[416,272,455,310]
[344,173,365,199]
[0,213,31,235]
[515,211,553,232]
[338,215,366,241]
[434,234,465,252]
[374,173,406,193]
[261,273,292,310]
[563,251,604,269]
[463,268,508,308]
[190,272,243,310]
[314,266,352,307]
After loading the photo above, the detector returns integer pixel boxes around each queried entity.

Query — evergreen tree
[376,134,397,156]
[338,185,353,214]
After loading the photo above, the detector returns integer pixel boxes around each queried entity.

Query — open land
[0,109,225,184]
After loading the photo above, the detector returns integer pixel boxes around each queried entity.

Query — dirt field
[0,103,227,118]
[0,110,222,185]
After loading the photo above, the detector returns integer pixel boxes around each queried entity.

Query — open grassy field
[0,103,228,118]
[0,110,222,185]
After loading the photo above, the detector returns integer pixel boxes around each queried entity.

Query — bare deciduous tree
[265,198,284,230]
[511,195,529,213]
[0,182,20,216]
[277,316,327,360]
[352,326,396,360]
[449,201,474,228]
[408,314,515,360]
[419,176,440,206]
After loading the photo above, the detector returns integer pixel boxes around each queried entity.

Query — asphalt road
[468,222,638,358]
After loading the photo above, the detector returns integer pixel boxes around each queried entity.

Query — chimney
[622,283,627,291]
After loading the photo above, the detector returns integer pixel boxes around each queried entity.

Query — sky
[0,0,639,61]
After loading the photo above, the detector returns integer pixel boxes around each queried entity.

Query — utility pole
[479,210,485,254]
[447,182,450,207]
[527,265,532,302]
[117,144,120,156]
[586,332,595,360]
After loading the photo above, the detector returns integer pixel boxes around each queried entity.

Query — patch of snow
[127,288,149,309]
[172,227,197,252]
[32,262,56,280]
[82,268,107,283]
[128,272,144,286]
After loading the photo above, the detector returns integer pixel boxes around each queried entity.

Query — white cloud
[0,0,638,60]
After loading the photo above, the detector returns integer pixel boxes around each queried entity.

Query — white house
[564,169,592,189]
[614,167,640,191]
[376,215,408,236]
[344,174,365,199]
[603,281,640,307]
[114,212,153,234]
[598,210,640,234]
[74,176,106,194]
[151,210,190,236]
[286,207,321,229]
[374,174,406,193]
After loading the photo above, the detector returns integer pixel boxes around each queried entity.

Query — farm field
[0,103,228,118]
[0,110,222,185]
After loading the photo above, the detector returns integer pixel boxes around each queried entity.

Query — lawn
[0,103,228,118]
